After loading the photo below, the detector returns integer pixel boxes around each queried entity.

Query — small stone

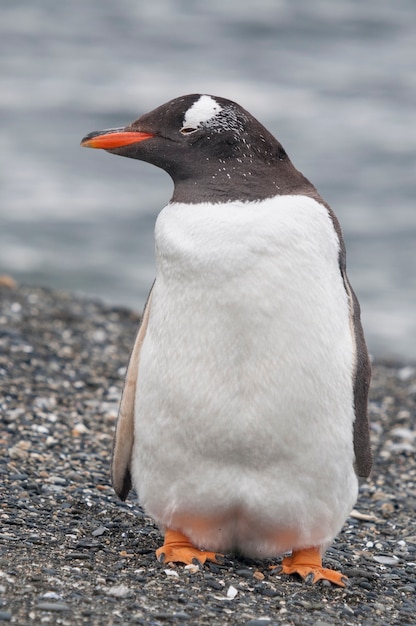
[0,611,12,621]
[36,602,69,612]
[237,568,254,579]
[49,476,67,486]
[172,613,191,621]
[259,586,279,597]
[35,425,50,436]
[65,552,89,560]
[8,445,29,460]
[33,397,56,411]
[164,569,179,578]
[391,427,416,440]
[350,509,379,522]
[343,568,375,579]
[72,423,89,436]
[91,525,107,537]
[205,578,222,590]
[226,585,238,599]
[106,584,132,598]
[39,592,62,600]
[8,473,28,481]
[380,502,395,516]
[153,612,185,621]
[358,580,373,590]
[92,329,107,343]
[373,555,400,566]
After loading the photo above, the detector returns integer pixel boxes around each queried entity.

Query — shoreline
[1,284,415,625]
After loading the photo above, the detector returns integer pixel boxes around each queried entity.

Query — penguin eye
[180,127,198,135]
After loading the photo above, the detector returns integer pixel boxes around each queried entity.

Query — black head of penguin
[81,93,317,203]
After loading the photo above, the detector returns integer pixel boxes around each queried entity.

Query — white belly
[131,195,358,557]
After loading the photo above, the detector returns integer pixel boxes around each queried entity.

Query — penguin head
[81,94,307,203]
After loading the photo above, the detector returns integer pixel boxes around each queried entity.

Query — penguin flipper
[343,274,372,478]
[271,547,347,587]
[111,284,154,500]
[329,207,372,479]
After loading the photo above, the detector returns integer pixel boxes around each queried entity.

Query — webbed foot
[271,547,347,587]
[156,528,223,566]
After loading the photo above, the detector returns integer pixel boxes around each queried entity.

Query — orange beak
[80,129,155,149]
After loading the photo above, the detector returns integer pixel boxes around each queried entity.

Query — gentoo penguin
[81,94,371,586]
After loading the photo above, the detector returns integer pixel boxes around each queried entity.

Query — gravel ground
[1,283,415,626]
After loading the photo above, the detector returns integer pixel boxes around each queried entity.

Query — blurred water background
[1,0,415,359]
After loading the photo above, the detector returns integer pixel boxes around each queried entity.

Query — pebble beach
[1,282,415,625]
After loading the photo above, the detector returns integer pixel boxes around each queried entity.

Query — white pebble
[72,422,89,435]
[391,427,415,440]
[164,569,179,578]
[92,329,107,343]
[373,555,399,566]
[226,585,238,599]
[40,592,62,600]
[106,584,132,598]
[32,424,49,434]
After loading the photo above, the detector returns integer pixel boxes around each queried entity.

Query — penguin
[81,94,371,586]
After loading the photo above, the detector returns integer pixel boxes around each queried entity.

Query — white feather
[131,195,358,557]
[182,95,222,129]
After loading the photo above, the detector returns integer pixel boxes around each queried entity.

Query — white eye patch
[182,95,223,130]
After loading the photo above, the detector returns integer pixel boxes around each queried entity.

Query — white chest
[152,196,346,333]
[146,195,353,444]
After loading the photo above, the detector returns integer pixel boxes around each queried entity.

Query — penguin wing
[325,202,372,478]
[111,284,154,500]
[343,272,372,478]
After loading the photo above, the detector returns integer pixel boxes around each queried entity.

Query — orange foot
[271,547,347,587]
[156,528,222,565]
